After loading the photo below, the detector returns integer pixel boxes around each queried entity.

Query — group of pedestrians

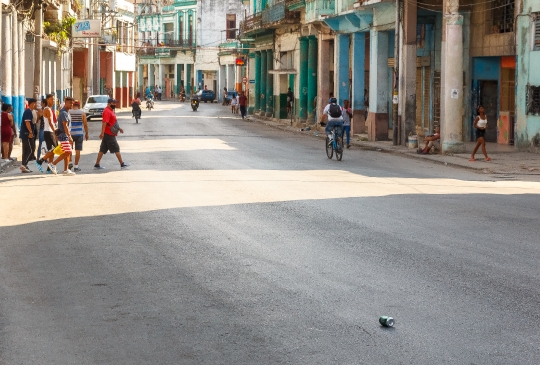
[0,95,129,175]
[222,88,248,120]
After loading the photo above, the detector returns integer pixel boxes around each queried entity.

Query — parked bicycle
[326,124,344,161]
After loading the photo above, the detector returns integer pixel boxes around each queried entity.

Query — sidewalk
[247,115,540,176]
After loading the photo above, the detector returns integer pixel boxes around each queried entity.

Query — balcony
[305,0,335,22]
[137,39,194,57]
[241,1,300,35]
[286,0,306,11]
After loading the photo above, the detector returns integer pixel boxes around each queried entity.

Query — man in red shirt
[93,98,130,170]
[238,91,247,120]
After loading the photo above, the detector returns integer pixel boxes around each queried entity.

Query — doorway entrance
[479,80,498,142]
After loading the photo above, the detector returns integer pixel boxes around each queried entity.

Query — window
[179,16,183,43]
[489,0,514,34]
[226,14,236,40]
[526,85,540,116]
[534,13,540,51]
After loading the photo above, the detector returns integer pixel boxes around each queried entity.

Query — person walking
[52,97,76,175]
[36,99,47,161]
[342,100,353,149]
[94,98,130,170]
[20,98,39,173]
[1,104,15,162]
[69,100,89,172]
[157,85,162,101]
[35,94,59,173]
[238,91,247,120]
[469,105,491,162]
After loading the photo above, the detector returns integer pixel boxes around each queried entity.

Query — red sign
[236,58,245,66]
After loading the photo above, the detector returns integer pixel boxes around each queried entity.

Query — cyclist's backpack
[329,104,342,118]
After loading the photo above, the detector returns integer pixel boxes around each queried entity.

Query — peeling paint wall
[516,0,540,151]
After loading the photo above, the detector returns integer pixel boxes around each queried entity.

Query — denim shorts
[72,135,84,151]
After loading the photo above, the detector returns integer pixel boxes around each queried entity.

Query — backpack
[329,104,342,118]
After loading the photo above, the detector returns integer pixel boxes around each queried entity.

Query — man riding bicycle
[321,97,344,138]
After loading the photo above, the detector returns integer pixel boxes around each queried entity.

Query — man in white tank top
[35,94,58,173]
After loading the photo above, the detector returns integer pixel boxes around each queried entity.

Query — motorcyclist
[131,92,142,118]
[180,86,186,102]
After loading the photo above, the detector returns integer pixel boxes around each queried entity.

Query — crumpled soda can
[379,316,395,327]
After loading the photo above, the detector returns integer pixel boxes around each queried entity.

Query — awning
[323,11,373,33]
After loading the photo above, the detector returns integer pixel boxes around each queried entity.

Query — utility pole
[392,0,401,145]
[33,0,43,100]
[94,0,101,95]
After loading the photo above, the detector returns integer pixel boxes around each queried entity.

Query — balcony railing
[241,1,300,34]
[305,0,335,22]
[286,0,306,11]
[137,38,195,56]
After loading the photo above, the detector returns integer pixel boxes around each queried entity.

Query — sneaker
[48,163,57,175]
[20,165,31,173]
[35,161,44,173]
[121,162,130,169]
[94,164,105,170]
[73,167,81,172]
[63,170,76,176]
[68,163,73,170]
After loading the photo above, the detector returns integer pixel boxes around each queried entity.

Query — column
[400,0,418,145]
[122,71,128,107]
[248,53,256,114]
[185,63,192,94]
[138,64,144,95]
[227,64,235,93]
[18,20,25,124]
[12,11,20,126]
[266,50,274,117]
[351,32,366,134]
[159,63,165,90]
[307,36,318,123]
[336,34,350,105]
[148,64,155,93]
[254,51,261,112]
[441,0,465,153]
[368,29,389,141]
[260,50,267,114]
[299,37,308,120]
[219,65,226,102]
[317,37,330,123]
[1,13,12,108]
[176,64,182,95]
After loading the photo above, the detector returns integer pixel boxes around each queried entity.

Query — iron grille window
[534,13,540,51]
[490,0,514,34]
[526,85,540,116]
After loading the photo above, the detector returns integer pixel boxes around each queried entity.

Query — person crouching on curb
[418,126,440,154]
[94,98,130,170]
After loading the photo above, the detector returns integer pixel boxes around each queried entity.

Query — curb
[246,116,505,175]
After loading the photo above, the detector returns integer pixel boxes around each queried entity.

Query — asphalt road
[0,101,539,364]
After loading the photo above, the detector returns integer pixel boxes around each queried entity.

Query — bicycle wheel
[326,136,333,159]
[335,136,343,161]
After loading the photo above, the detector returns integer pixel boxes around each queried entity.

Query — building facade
[239,0,540,152]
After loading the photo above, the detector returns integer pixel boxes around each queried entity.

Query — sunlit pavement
[0,101,539,364]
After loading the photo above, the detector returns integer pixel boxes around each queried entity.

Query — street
[0,102,539,364]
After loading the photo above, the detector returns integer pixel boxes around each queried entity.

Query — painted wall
[515,0,540,151]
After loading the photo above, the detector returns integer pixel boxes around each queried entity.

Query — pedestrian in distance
[287,87,294,116]
[238,91,247,120]
[36,94,59,173]
[94,98,130,170]
[469,105,491,162]
[19,98,38,173]
[52,97,76,175]
[1,104,15,162]
[231,95,238,114]
[36,98,47,161]
[69,100,89,172]
[6,105,16,161]
[342,100,353,149]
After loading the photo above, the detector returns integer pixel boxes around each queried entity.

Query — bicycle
[326,124,344,161]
